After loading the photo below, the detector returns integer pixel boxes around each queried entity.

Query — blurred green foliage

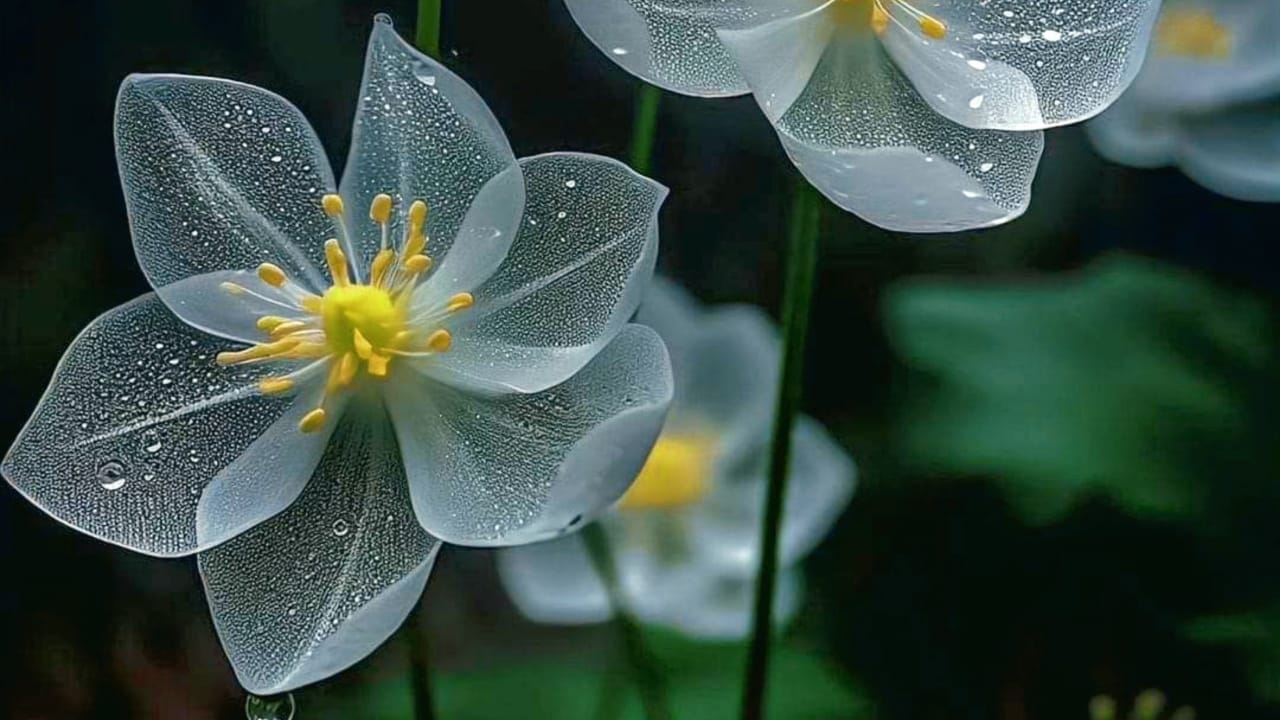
[1185,607,1280,704]
[885,252,1280,528]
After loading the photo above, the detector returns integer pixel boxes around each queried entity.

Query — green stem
[740,182,823,720]
[583,523,673,720]
[628,84,662,176]
[415,0,442,59]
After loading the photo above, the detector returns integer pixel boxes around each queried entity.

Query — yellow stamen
[256,315,289,332]
[220,281,247,295]
[338,352,358,386]
[257,263,287,288]
[446,292,474,313]
[871,4,890,34]
[352,327,374,359]
[301,295,324,314]
[390,330,416,348]
[424,329,452,353]
[370,248,396,286]
[617,434,717,510]
[324,238,351,287]
[257,377,295,395]
[403,254,433,275]
[269,320,309,338]
[299,408,327,433]
[215,337,301,366]
[1156,8,1233,59]
[918,15,946,39]
[367,353,391,377]
[322,194,345,217]
[408,199,428,229]
[370,193,393,224]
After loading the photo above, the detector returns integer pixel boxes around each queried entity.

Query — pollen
[616,433,718,511]
[837,0,947,40]
[215,192,479,433]
[1156,8,1233,59]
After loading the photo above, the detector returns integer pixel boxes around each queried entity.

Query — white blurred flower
[3,15,673,694]
[1087,0,1280,201]
[499,280,855,639]
[565,0,1162,232]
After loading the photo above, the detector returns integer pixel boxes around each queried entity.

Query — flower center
[834,0,948,40]
[616,433,718,511]
[215,193,473,433]
[1155,8,1233,60]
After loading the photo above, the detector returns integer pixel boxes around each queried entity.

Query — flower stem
[628,84,662,176]
[415,0,442,59]
[582,522,673,720]
[740,181,823,720]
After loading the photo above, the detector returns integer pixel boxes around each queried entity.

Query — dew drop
[96,460,128,491]
[332,518,350,537]
[245,692,295,720]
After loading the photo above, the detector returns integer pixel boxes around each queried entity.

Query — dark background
[2,1,1278,718]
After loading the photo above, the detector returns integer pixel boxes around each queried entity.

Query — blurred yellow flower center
[215,193,474,434]
[1155,9,1233,59]
[617,433,718,511]
[833,0,948,40]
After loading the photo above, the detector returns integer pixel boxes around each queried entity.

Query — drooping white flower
[1087,0,1280,201]
[498,280,855,638]
[2,15,673,694]
[565,0,1163,232]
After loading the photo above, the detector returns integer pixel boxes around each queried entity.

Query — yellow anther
[446,292,474,313]
[1157,9,1233,59]
[270,320,309,338]
[370,248,396,287]
[403,254,433,275]
[338,352,358,386]
[871,5,890,34]
[220,281,247,296]
[404,229,427,258]
[370,193,393,224]
[353,327,374,360]
[618,433,717,510]
[299,408,327,433]
[301,295,324,314]
[324,238,351,287]
[321,194,345,217]
[424,329,452,353]
[390,330,416,348]
[367,353,391,377]
[409,200,428,229]
[256,316,289,332]
[257,263,288,288]
[257,377,295,395]
[918,15,946,39]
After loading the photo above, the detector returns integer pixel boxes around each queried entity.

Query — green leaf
[1184,608,1280,704]
[884,253,1280,526]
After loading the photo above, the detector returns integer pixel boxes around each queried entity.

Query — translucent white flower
[2,15,673,694]
[1087,0,1280,201]
[565,0,1162,232]
[498,280,855,639]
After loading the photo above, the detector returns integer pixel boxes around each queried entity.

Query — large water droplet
[332,518,350,537]
[245,693,295,720]
[96,460,128,491]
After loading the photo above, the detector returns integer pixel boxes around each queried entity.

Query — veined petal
[715,1,836,122]
[765,37,1043,232]
[1,295,330,557]
[116,74,338,294]
[1179,104,1280,202]
[418,153,667,395]
[496,533,612,625]
[388,325,673,547]
[199,400,441,694]
[563,0,821,97]
[339,15,523,283]
[888,0,1162,130]
[157,270,311,344]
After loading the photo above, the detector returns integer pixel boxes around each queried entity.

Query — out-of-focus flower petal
[1179,105,1280,202]
[496,533,611,625]
[1085,91,1180,168]
[387,325,673,547]
[340,15,524,283]
[2,295,331,557]
[116,74,338,294]
[198,401,441,695]
[631,566,803,639]
[417,153,666,394]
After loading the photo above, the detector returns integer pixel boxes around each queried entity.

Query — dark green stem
[628,84,662,176]
[740,182,823,720]
[415,0,442,59]
[583,523,673,720]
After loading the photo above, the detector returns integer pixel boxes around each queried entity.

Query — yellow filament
[370,248,396,287]
[617,434,717,510]
[424,329,452,353]
[220,281,247,296]
[403,254,433,275]
[257,263,287,288]
[446,292,474,313]
[324,239,351,287]
[299,408,327,433]
[353,327,374,359]
[338,352,358,386]
[370,193,393,224]
[367,353,391,377]
[301,295,324,314]
[256,315,288,332]
[322,194,345,217]
[871,4,890,34]
[257,377,295,395]
[270,320,309,338]
[216,337,301,366]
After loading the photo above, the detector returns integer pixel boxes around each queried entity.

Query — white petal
[690,417,856,578]
[631,565,803,640]
[1086,92,1180,168]
[563,0,820,97]
[632,276,705,355]
[198,401,441,694]
[764,37,1043,232]
[496,534,612,625]
[156,270,311,344]
[419,153,667,394]
[889,0,1162,129]
[2,295,330,557]
[1179,105,1280,202]
[116,74,338,294]
[387,324,673,547]
[1131,0,1280,112]
[716,2,837,122]
[339,15,524,282]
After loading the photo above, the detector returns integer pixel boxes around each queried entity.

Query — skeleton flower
[2,15,673,693]
[498,280,854,638]
[1087,0,1280,201]
[566,0,1163,232]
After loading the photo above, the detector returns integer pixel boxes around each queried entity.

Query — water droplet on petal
[245,693,295,720]
[332,518,350,537]
[96,460,128,491]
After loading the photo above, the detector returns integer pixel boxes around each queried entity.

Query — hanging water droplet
[245,692,295,720]
[332,518,350,537]
[96,460,128,491]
